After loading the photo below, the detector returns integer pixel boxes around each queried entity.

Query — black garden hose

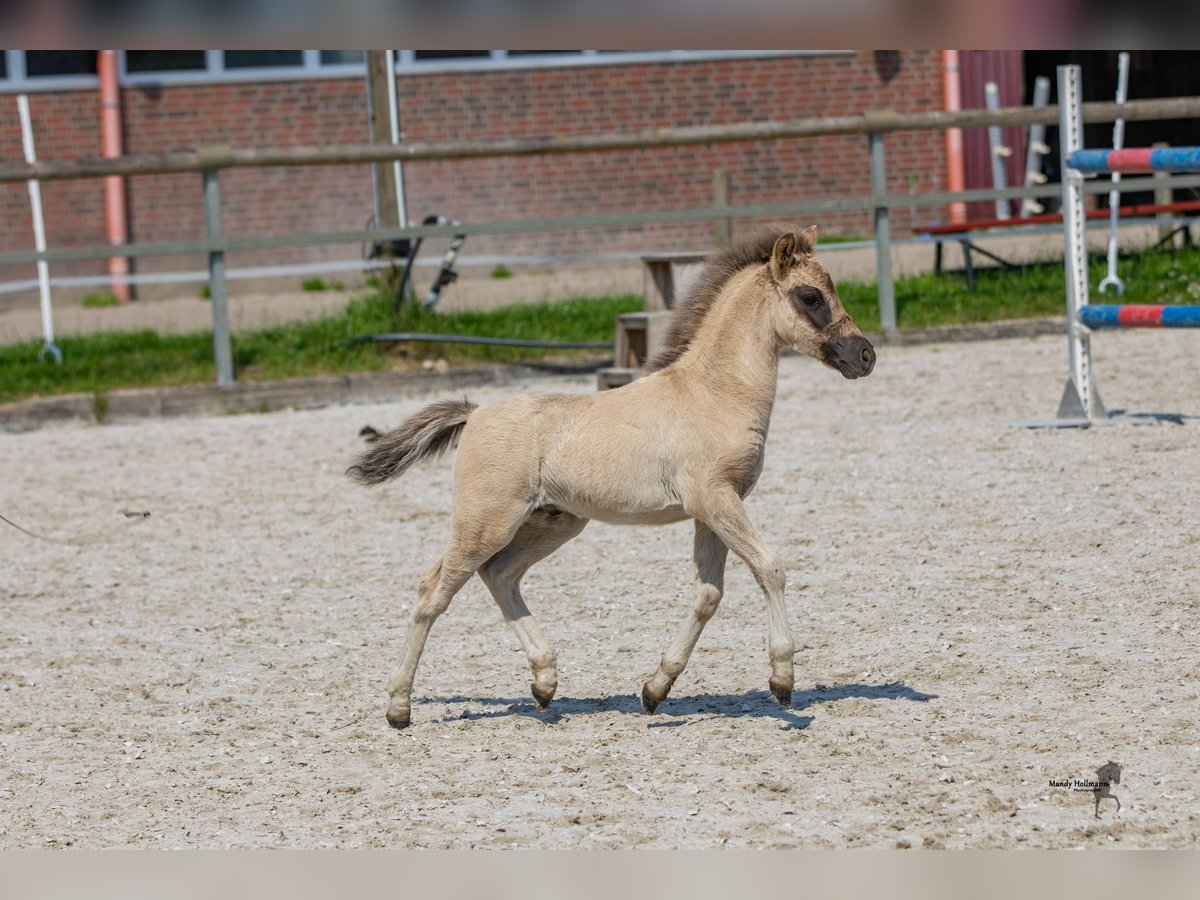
[344,333,613,350]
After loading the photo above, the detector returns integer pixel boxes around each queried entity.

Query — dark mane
[644,225,802,372]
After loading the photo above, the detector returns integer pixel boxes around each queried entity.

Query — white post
[1020,76,1051,216]
[1056,65,1105,424]
[1099,52,1130,295]
[384,49,408,229]
[17,94,60,364]
[985,82,1012,220]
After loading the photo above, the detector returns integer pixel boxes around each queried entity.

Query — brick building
[0,50,954,295]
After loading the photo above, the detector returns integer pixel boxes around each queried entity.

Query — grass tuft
[81,293,121,308]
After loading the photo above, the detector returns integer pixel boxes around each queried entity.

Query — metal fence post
[203,169,234,387]
[1153,141,1174,245]
[712,169,731,246]
[868,125,897,334]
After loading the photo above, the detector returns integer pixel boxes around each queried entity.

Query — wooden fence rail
[4,173,1199,270]
[2,96,1200,184]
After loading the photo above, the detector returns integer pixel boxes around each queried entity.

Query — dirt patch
[1,329,1197,848]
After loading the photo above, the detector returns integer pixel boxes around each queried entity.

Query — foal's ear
[798,225,818,255]
[769,232,797,281]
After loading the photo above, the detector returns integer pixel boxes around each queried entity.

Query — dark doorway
[1023,51,1200,210]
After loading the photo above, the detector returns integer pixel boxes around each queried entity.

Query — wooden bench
[595,253,707,389]
[596,311,673,391]
[641,252,706,311]
[915,200,1200,288]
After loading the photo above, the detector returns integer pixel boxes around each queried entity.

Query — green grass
[300,277,346,292]
[819,233,871,244]
[490,265,513,279]
[81,292,121,308]
[0,291,643,404]
[836,244,1200,332]
[2,245,1197,406]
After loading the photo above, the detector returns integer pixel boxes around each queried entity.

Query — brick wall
[0,51,948,292]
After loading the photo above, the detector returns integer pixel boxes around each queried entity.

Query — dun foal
[349,225,876,728]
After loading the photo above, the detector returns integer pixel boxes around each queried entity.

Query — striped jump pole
[1053,64,1200,426]
[1078,305,1200,329]
[1067,146,1200,175]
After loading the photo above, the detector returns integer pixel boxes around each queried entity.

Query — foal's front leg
[641,521,727,713]
[695,490,795,706]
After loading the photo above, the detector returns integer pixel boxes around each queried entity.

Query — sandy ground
[1,328,1198,849]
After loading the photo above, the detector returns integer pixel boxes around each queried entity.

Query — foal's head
[765,226,876,379]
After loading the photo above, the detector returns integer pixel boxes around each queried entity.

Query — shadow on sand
[420,681,937,731]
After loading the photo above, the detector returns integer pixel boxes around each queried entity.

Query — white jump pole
[1056,64,1106,424]
[17,94,61,364]
[1098,52,1130,295]
[985,81,1013,220]
[1020,76,1051,216]
[384,49,408,230]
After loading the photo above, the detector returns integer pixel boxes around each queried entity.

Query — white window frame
[394,50,841,76]
[0,49,99,92]
[117,50,360,87]
[0,50,848,93]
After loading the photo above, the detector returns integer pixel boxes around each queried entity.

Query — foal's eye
[799,286,823,308]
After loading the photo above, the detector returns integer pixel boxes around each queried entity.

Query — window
[223,51,304,69]
[117,50,364,86]
[413,52,491,61]
[319,51,365,66]
[24,51,97,77]
[125,51,207,73]
[395,50,825,74]
[0,50,100,90]
[1,50,838,92]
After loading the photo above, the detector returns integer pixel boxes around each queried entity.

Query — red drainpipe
[98,50,130,301]
[942,50,967,225]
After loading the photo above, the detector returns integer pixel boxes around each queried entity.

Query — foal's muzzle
[821,335,876,379]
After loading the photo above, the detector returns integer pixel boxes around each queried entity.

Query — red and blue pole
[1079,305,1200,328]
[1068,147,1200,174]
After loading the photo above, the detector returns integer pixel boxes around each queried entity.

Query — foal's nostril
[861,346,876,369]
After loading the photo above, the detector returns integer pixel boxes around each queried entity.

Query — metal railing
[3,95,1200,386]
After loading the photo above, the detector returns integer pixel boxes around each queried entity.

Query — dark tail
[346,397,478,485]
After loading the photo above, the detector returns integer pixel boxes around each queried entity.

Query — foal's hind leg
[641,521,727,713]
[385,500,529,729]
[478,509,588,710]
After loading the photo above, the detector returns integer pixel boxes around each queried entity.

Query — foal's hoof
[768,677,793,708]
[640,683,662,714]
[386,706,411,730]
[531,683,556,711]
